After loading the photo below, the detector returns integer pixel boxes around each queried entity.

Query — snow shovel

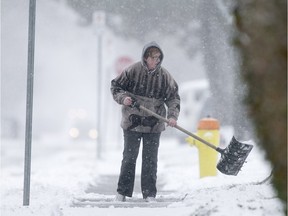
[134,103,253,176]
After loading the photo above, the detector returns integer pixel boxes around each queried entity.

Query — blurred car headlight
[69,127,80,138]
[88,129,98,139]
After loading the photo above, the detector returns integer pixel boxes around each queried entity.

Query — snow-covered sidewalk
[1,136,285,216]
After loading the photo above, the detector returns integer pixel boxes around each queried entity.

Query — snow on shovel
[133,102,253,176]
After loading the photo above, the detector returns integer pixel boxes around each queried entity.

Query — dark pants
[117,130,161,199]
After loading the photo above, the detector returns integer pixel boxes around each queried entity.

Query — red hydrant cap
[197,117,220,130]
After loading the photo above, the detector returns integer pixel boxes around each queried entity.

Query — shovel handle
[139,105,220,152]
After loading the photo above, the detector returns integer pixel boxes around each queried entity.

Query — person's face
[146,52,161,70]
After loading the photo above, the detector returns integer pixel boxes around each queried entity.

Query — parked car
[173,79,210,143]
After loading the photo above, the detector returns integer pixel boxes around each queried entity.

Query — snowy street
[2,0,286,215]
[1,135,285,216]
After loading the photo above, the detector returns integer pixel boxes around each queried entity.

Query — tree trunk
[234,0,287,212]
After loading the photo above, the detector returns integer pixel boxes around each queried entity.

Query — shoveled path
[71,174,186,208]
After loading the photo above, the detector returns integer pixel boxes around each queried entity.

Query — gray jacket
[110,41,180,133]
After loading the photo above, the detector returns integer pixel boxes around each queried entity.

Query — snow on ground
[1,134,285,216]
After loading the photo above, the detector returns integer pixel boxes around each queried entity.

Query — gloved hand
[167,118,177,127]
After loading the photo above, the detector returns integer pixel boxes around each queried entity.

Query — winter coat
[110,41,180,133]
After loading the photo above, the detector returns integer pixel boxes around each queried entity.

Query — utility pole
[93,11,105,159]
[23,0,36,206]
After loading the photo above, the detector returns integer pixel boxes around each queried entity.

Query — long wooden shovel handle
[139,105,221,153]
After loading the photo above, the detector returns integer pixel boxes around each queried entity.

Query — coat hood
[141,41,164,72]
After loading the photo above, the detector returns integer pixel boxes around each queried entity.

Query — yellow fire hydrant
[186,116,220,178]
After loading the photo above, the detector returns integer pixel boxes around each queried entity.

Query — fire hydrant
[186,116,220,178]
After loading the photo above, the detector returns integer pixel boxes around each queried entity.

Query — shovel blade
[217,136,253,176]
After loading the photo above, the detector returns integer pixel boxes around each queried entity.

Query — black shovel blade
[217,136,253,176]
